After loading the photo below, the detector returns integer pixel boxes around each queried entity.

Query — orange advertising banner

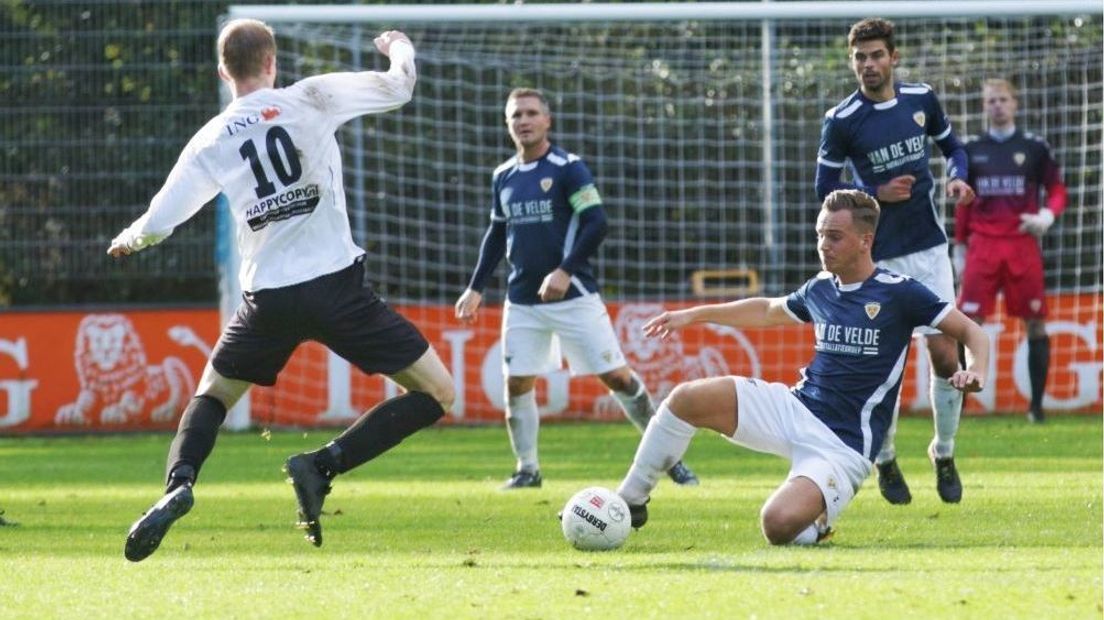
[1,295,1100,434]
[248,295,1103,427]
[0,310,219,433]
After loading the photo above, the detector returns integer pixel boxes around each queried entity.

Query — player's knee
[506,376,536,398]
[928,343,961,378]
[598,367,634,393]
[759,504,807,545]
[427,380,455,412]
[664,381,703,423]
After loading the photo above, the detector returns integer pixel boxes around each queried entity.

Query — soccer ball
[560,486,631,551]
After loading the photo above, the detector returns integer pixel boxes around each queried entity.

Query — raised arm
[642,297,798,340]
[935,308,989,393]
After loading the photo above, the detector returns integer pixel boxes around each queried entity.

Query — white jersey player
[111,20,454,562]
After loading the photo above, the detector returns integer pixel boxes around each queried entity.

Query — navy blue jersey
[490,145,604,304]
[961,130,1066,239]
[785,268,952,460]
[816,82,968,261]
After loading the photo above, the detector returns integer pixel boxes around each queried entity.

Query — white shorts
[877,243,955,335]
[502,294,626,377]
[728,377,872,526]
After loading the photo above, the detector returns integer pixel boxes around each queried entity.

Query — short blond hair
[218,19,276,81]
[506,87,551,115]
[822,190,881,233]
[982,78,1018,99]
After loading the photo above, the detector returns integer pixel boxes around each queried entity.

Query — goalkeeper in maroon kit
[955,78,1068,423]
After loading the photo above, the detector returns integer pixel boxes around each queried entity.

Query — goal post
[219,1,1103,429]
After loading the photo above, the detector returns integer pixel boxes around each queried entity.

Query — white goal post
[219,1,1103,429]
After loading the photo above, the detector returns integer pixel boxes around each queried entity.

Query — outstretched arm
[642,297,797,340]
[108,146,219,258]
[935,308,989,392]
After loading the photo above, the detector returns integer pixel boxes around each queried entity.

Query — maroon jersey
[957,130,1067,241]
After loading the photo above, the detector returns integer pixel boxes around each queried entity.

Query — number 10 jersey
[117,42,417,292]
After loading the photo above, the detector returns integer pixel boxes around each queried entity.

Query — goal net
[222,2,1102,428]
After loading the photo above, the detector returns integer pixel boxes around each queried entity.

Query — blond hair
[982,78,1018,99]
[506,87,551,115]
[218,19,276,81]
[822,190,881,233]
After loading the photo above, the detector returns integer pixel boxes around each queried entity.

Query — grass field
[1,415,1100,619]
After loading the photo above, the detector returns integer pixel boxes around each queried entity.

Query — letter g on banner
[0,338,38,428]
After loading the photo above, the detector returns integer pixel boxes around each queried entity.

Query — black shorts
[211,258,430,386]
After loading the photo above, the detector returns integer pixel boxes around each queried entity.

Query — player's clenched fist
[374,30,411,56]
[875,174,915,203]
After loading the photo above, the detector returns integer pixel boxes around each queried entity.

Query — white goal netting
[223,3,1102,427]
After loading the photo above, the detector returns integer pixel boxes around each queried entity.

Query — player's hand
[454,289,483,323]
[876,175,915,203]
[946,178,976,207]
[642,309,694,340]
[950,369,985,393]
[374,30,411,57]
[1018,208,1055,237]
[107,233,133,258]
[538,268,571,302]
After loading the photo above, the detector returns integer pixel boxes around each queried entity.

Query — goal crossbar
[230,1,1102,23]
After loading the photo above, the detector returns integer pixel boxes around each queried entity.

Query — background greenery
[1,1,1100,306]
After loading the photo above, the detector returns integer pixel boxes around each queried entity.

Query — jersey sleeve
[116,137,220,251]
[489,172,507,223]
[784,280,814,323]
[289,40,416,130]
[926,90,967,180]
[815,114,872,199]
[900,278,952,329]
[1038,139,1069,216]
[563,158,603,213]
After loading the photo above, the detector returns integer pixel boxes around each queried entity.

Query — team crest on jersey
[540,177,554,192]
[864,302,882,320]
[912,111,925,127]
[261,106,281,121]
[1014,152,1026,166]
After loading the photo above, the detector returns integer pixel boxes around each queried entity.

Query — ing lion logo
[54,314,196,426]
[612,303,731,401]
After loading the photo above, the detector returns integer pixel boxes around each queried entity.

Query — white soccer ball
[560,486,631,551]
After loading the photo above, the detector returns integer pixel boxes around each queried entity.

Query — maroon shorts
[211,258,429,386]
[957,235,1047,319]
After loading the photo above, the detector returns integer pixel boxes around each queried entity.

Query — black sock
[165,395,227,490]
[316,391,444,474]
[1027,336,1050,412]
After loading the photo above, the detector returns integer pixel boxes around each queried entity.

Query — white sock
[612,372,655,432]
[791,524,819,545]
[930,376,962,458]
[506,390,540,472]
[876,399,901,464]
[790,520,830,545]
[616,404,696,505]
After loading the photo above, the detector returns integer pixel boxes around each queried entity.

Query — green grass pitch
[0,416,1100,619]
